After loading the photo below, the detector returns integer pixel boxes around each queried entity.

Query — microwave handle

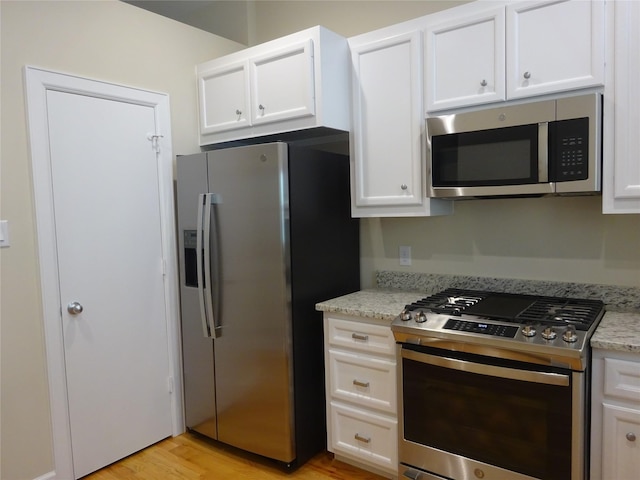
[538,121,549,183]
[401,347,569,386]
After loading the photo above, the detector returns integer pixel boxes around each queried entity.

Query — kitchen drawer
[327,316,395,356]
[604,358,640,402]
[329,401,397,472]
[328,349,396,413]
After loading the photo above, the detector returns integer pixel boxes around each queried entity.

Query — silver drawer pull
[351,333,369,342]
[353,379,370,388]
[354,433,371,443]
[627,432,637,442]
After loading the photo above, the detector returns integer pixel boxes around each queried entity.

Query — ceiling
[123,1,251,44]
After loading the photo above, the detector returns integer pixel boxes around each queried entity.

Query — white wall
[0,1,243,478]
[251,0,471,44]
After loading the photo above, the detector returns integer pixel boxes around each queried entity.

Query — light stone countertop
[316,289,425,322]
[316,287,640,353]
[591,311,640,354]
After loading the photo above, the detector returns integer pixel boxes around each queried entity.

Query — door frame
[24,66,184,480]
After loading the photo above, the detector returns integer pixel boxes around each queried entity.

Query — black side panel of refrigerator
[287,145,360,466]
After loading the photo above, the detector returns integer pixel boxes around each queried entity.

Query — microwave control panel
[549,117,589,182]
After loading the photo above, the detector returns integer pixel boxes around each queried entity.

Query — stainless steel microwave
[427,93,602,199]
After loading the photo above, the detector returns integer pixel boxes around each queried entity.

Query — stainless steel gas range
[391,288,605,480]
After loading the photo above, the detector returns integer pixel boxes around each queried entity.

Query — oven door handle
[402,348,570,386]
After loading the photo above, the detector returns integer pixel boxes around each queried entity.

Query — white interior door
[25,66,181,480]
[46,90,173,478]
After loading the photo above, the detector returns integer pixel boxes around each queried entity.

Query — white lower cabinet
[324,314,397,478]
[591,350,640,480]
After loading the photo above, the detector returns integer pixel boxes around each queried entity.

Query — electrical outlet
[399,245,411,266]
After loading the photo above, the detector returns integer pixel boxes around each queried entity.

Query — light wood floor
[82,432,388,479]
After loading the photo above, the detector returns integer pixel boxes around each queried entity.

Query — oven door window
[402,351,571,480]
[431,124,539,187]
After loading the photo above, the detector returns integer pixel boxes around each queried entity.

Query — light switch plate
[0,220,10,248]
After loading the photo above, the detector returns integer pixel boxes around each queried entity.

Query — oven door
[398,345,585,480]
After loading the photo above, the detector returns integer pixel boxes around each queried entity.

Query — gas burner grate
[404,288,605,331]
[405,288,490,314]
[516,297,605,331]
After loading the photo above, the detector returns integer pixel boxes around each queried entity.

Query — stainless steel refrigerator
[176,142,359,467]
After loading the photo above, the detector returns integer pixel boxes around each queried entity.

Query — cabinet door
[603,0,640,213]
[425,6,505,111]
[507,0,605,99]
[250,39,315,125]
[603,403,640,480]
[351,31,423,210]
[198,62,251,134]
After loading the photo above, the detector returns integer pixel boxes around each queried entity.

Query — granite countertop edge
[316,287,640,355]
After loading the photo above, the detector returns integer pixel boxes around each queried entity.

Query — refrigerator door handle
[196,193,222,338]
[196,194,212,338]
[207,193,223,338]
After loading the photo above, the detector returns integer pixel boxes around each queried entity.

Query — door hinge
[147,133,164,153]
[161,258,167,276]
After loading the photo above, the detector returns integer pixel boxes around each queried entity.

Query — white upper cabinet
[249,40,315,125]
[349,25,452,217]
[199,61,251,134]
[197,26,350,145]
[425,0,605,112]
[425,6,506,111]
[506,0,605,99]
[603,0,640,213]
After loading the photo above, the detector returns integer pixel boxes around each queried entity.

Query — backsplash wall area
[360,195,640,289]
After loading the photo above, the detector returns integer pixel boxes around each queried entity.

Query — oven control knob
[415,311,427,323]
[521,325,536,337]
[400,309,412,321]
[563,328,578,343]
[541,327,557,340]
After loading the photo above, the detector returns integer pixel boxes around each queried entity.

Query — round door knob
[480,79,488,87]
[523,71,531,79]
[627,432,637,442]
[67,302,84,315]
[401,184,408,190]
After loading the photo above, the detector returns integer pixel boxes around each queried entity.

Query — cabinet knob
[258,104,265,111]
[401,184,408,190]
[627,432,637,442]
[480,79,487,87]
[235,109,242,115]
[523,71,531,80]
